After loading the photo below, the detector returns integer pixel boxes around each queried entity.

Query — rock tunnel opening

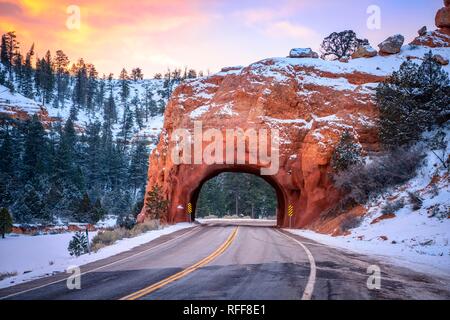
[187,166,287,226]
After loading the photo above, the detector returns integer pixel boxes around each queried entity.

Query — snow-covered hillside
[289,128,450,276]
[0,78,167,149]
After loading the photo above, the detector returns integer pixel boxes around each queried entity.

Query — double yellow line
[120,226,239,300]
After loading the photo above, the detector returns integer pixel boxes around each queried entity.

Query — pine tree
[103,91,117,123]
[41,50,54,104]
[119,68,130,103]
[21,44,34,98]
[21,114,48,181]
[86,63,98,111]
[68,231,88,257]
[54,50,70,107]
[331,130,362,172]
[377,52,449,148]
[73,58,87,108]
[129,142,148,193]
[119,104,134,146]
[0,207,13,238]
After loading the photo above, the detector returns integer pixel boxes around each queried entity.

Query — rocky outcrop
[436,6,450,28]
[433,54,449,65]
[378,34,404,55]
[411,1,450,47]
[418,26,427,36]
[351,45,377,59]
[289,48,319,58]
[138,4,450,229]
[138,56,390,228]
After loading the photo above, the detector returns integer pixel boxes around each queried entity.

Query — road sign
[288,204,294,217]
[187,203,192,215]
[288,204,294,229]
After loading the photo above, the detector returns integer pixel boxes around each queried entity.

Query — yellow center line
[120,226,239,300]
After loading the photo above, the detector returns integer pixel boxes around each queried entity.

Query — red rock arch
[138,57,383,229]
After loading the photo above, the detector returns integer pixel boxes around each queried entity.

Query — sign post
[187,202,193,223]
[287,204,294,229]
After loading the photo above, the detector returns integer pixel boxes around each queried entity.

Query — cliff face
[140,8,450,228]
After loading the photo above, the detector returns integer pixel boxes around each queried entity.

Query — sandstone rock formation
[351,45,378,59]
[378,34,405,55]
[436,5,450,28]
[138,6,450,229]
[418,26,427,36]
[433,54,449,65]
[410,1,450,48]
[289,48,319,58]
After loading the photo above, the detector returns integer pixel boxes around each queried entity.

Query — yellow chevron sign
[287,204,294,217]
[187,203,192,215]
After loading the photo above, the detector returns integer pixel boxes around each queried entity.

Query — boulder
[289,48,319,58]
[436,6,450,28]
[378,34,405,55]
[418,26,427,36]
[433,54,449,65]
[351,45,378,59]
[339,57,349,63]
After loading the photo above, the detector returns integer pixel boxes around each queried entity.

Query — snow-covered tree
[331,130,362,172]
[68,231,88,257]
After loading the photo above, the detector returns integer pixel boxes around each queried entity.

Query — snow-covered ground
[0,223,193,289]
[288,129,450,278]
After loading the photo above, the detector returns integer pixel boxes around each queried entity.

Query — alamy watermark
[66,5,81,30]
[170,121,280,175]
[366,265,381,290]
[66,265,81,290]
[367,5,381,30]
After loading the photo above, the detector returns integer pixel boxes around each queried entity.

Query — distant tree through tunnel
[194,172,277,220]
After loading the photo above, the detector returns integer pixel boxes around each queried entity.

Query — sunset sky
[0,0,442,77]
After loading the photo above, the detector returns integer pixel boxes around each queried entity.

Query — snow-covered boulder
[351,45,378,59]
[433,54,449,65]
[289,48,319,58]
[418,26,427,36]
[378,34,405,55]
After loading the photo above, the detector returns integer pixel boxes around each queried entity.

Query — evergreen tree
[73,58,87,108]
[21,44,35,98]
[119,68,130,103]
[0,207,13,238]
[41,50,54,104]
[331,130,362,172]
[129,141,148,193]
[68,231,88,257]
[21,114,48,181]
[54,50,70,107]
[377,52,450,148]
[86,63,98,111]
[119,104,134,146]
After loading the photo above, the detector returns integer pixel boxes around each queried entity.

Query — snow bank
[0,223,193,288]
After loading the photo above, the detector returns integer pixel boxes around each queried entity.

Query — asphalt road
[1,220,449,300]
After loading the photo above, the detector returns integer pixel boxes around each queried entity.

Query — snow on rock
[0,223,193,288]
[289,48,319,59]
[351,45,378,59]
